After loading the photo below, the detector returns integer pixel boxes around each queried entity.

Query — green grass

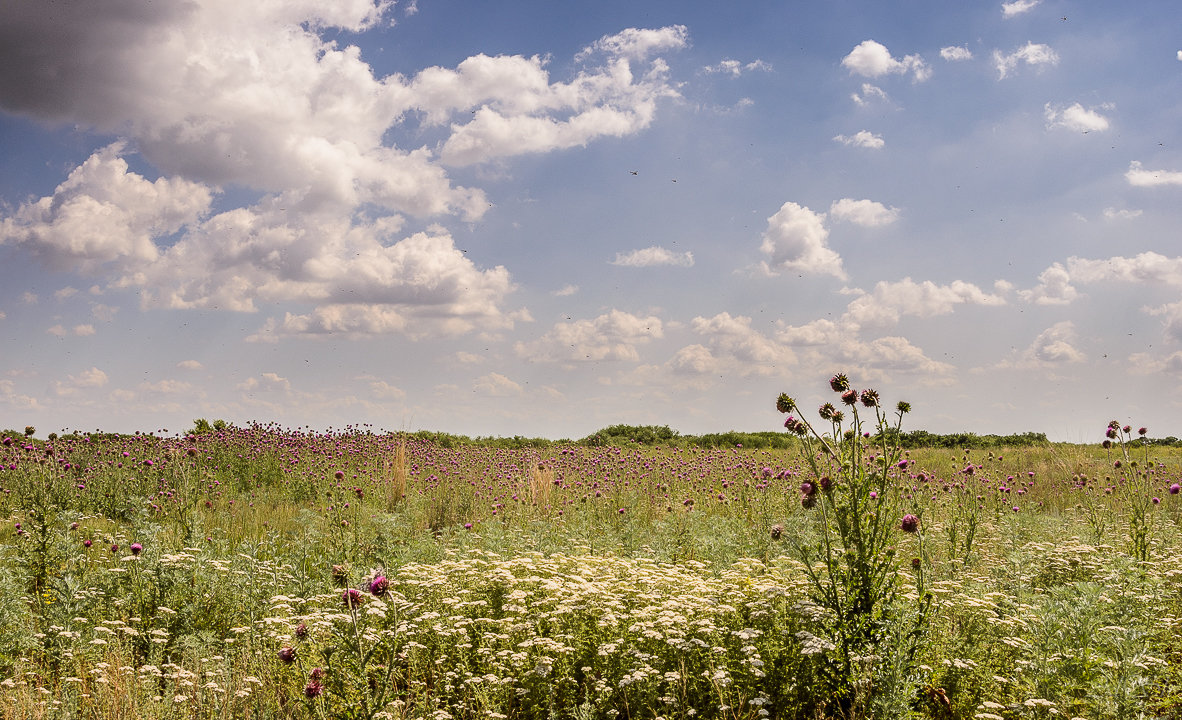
[0,428,1181,719]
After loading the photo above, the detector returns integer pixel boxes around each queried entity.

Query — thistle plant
[776,374,931,717]
[1104,421,1158,562]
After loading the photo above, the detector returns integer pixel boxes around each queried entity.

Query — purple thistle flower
[278,646,296,664]
[130,543,142,556]
[368,575,389,597]
[900,514,919,533]
[342,588,364,609]
[1170,483,1180,495]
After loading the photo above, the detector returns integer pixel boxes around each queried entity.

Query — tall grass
[0,424,1181,718]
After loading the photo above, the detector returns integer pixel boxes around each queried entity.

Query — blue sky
[2,0,1182,441]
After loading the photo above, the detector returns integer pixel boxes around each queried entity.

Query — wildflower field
[2,385,1182,719]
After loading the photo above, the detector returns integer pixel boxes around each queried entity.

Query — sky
[2,0,1182,442]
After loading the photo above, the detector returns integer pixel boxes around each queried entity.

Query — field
[1,406,1182,719]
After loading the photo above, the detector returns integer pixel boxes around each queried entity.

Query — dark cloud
[0,0,193,125]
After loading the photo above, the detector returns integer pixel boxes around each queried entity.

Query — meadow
[1,389,1181,719]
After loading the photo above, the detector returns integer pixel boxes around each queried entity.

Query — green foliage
[0,422,1181,718]
[776,379,932,717]
[884,429,1050,449]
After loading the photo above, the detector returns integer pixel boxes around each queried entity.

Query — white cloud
[73,324,96,336]
[237,372,291,394]
[829,335,954,380]
[368,380,406,400]
[473,372,523,397]
[1103,207,1142,220]
[1029,322,1085,364]
[833,131,885,149]
[689,312,792,369]
[177,360,204,370]
[1126,161,1182,187]
[1019,263,1079,305]
[553,284,579,297]
[829,198,900,227]
[850,83,889,106]
[775,318,840,346]
[702,59,772,76]
[940,46,973,61]
[438,26,686,166]
[515,309,663,363]
[0,143,212,271]
[576,25,688,62]
[47,325,67,338]
[1044,102,1110,133]
[993,43,1059,79]
[1001,0,1041,18]
[759,202,845,280]
[1144,301,1182,343]
[1066,252,1182,285]
[610,246,694,268]
[91,304,118,322]
[841,40,930,82]
[0,6,689,343]
[843,278,1006,327]
[54,366,109,396]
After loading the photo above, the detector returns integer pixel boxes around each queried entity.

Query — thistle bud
[819,403,837,421]
[859,389,879,408]
[900,514,919,533]
[841,389,858,406]
[829,373,850,392]
[776,393,797,414]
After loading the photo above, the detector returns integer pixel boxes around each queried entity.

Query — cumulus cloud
[1029,322,1085,364]
[850,83,889,106]
[473,372,523,397]
[843,278,1006,327]
[53,366,109,396]
[993,43,1058,79]
[836,335,955,378]
[759,202,845,280]
[688,312,792,369]
[775,318,841,346]
[177,360,204,370]
[841,40,930,82]
[833,131,885,149]
[1066,252,1182,285]
[367,380,407,400]
[0,143,212,271]
[237,372,292,394]
[702,59,772,76]
[1103,207,1142,220]
[610,246,694,267]
[1001,0,1041,18]
[1019,263,1079,305]
[940,46,973,61]
[1126,161,1182,187]
[515,309,662,363]
[829,198,900,227]
[1045,102,1110,133]
[576,25,688,61]
[0,4,688,339]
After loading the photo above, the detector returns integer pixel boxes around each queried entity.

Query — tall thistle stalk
[776,374,931,718]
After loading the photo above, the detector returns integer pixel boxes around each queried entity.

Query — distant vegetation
[10,420,1176,450]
